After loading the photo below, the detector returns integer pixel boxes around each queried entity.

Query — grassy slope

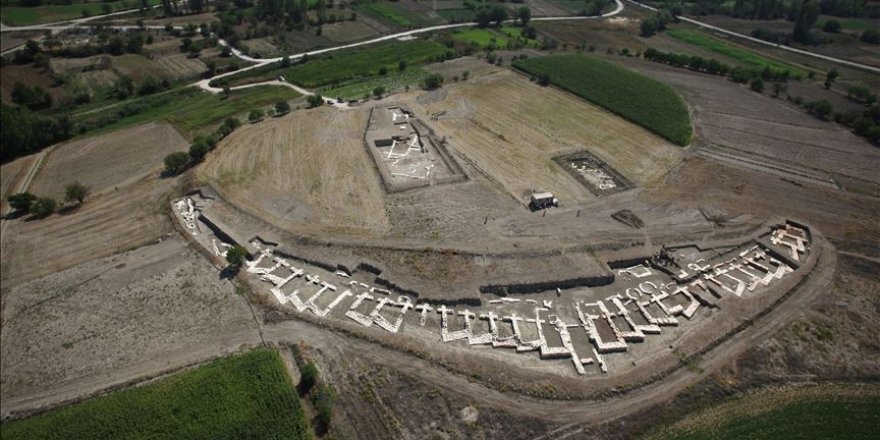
[1,0,161,26]
[666,28,806,78]
[223,39,449,88]
[0,349,310,440]
[643,387,880,440]
[514,54,692,145]
[78,85,300,136]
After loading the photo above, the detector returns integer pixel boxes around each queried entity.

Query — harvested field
[28,122,188,199]
[110,54,170,83]
[198,106,390,238]
[0,173,177,288]
[414,59,683,205]
[0,155,37,213]
[0,237,260,419]
[321,20,381,43]
[152,53,208,79]
[614,58,880,185]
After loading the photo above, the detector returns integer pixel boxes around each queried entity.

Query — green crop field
[1,0,161,26]
[514,54,692,145]
[223,39,450,88]
[76,86,300,136]
[643,392,880,440]
[0,349,310,440]
[666,28,805,78]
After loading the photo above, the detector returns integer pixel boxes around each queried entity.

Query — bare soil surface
[0,236,260,419]
[28,122,188,199]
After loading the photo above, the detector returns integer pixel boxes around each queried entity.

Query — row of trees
[164,117,242,175]
[7,182,90,219]
[642,48,794,83]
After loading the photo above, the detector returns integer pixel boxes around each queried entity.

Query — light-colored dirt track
[197,107,390,237]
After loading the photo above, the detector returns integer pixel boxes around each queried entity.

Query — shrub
[7,192,36,213]
[30,196,57,218]
[64,181,90,205]
[163,151,191,175]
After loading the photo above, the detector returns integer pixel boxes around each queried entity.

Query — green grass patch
[643,396,880,440]
[666,28,805,78]
[76,85,299,136]
[1,0,161,26]
[514,54,692,145]
[452,28,511,47]
[320,67,430,100]
[223,39,450,89]
[355,2,430,27]
[0,348,310,440]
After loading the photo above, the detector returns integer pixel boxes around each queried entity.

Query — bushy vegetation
[666,29,805,79]
[514,54,692,145]
[1,102,73,163]
[643,397,880,440]
[0,349,309,440]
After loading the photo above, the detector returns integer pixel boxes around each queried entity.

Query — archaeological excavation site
[2,2,878,437]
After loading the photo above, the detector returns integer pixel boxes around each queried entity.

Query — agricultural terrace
[642,384,880,440]
[222,39,451,89]
[76,86,300,137]
[0,0,161,26]
[0,349,309,440]
[666,28,806,79]
[514,54,693,146]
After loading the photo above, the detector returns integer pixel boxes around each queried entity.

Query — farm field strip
[1,0,162,26]
[0,349,309,440]
[514,54,692,146]
[666,28,806,78]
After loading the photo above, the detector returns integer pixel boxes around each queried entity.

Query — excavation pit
[554,151,633,196]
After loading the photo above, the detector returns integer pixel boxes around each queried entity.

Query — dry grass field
[414,59,684,205]
[198,107,391,238]
[0,237,259,418]
[28,122,188,199]
[0,155,37,213]
[1,123,188,288]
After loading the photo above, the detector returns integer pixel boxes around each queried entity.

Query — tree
[749,77,765,93]
[306,95,323,108]
[640,17,659,38]
[861,29,880,44]
[298,362,318,394]
[249,108,265,123]
[793,0,820,44]
[373,86,385,99]
[773,81,787,98]
[398,60,407,71]
[280,55,291,68]
[824,68,838,89]
[276,100,291,113]
[30,196,57,218]
[225,244,247,266]
[8,192,36,213]
[822,20,841,33]
[806,99,833,120]
[64,181,90,205]
[517,6,531,26]
[164,151,191,175]
[188,140,211,162]
[422,73,444,90]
